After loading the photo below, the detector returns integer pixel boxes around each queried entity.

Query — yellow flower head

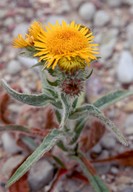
[13,20,99,72]
[13,21,44,48]
[34,21,99,71]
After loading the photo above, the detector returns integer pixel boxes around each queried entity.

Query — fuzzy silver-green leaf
[7,129,63,187]
[94,90,133,109]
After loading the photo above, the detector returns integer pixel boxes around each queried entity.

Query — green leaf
[7,129,63,187]
[52,155,66,168]
[0,124,30,133]
[31,62,44,68]
[21,136,38,150]
[46,79,59,87]
[94,90,133,110]
[20,46,36,57]
[86,68,93,79]
[70,118,86,144]
[51,100,62,109]
[69,104,128,146]
[76,92,85,107]
[72,97,78,109]
[74,155,110,192]
[60,93,70,120]
[1,79,53,106]
[57,141,68,152]
[45,87,58,99]
[55,109,62,123]
[47,68,59,77]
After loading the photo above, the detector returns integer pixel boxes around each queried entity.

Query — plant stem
[72,152,110,192]
[59,93,70,130]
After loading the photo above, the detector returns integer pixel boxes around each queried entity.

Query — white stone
[100,40,116,60]
[7,60,22,75]
[100,29,118,60]
[110,167,119,175]
[2,34,11,44]
[105,0,122,7]
[123,0,133,5]
[4,18,14,26]
[2,155,25,178]
[129,6,133,14]
[95,150,111,174]
[18,56,37,67]
[0,44,3,54]
[56,0,71,14]
[70,0,83,9]
[79,2,96,21]
[25,9,34,19]
[1,132,22,154]
[124,114,133,134]
[101,134,116,149]
[94,33,102,44]
[13,23,29,37]
[15,15,24,23]
[112,16,122,27]
[46,15,68,24]
[28,159,54,191]
[121,187,133,192]
[126,23,133,49]
[91,144,102,154]
[94,10,110,27]
[127,23,133,39]
[116,51,133,83]
[0,9,6,18]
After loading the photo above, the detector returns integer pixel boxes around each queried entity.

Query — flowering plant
[1,21,133,192]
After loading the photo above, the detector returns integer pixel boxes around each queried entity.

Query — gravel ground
[0,0,133,191]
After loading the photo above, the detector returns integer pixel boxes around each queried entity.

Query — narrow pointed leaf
[1,80,53,106]
[86,69,93,79]
[72,97,78,109]
[7,129,63,187]
[57,141,68,152]
[70,118,87,144]
[31,62,43,68]
[0,124,30,133]
[46,79,59,87]
[69,104,128,146]
[55,109,62,123]
[21,136,38,150]
[52,155,66,168]
[74,154,110,192]
[94,90,133,110]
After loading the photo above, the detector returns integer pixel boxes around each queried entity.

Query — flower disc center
[46,28,88,55]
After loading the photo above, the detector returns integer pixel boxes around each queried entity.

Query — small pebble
[120,187,133,192]
[105,0,122,7]
[123,0,133,5]
[124,114,133,135]
[1,133,22,154]
[46,15,68,24]
[2,155,25,178]
[116,51,133,84]
[91,144,102,154]
[94,10,110,27]
[28,159,54,191]
[13,23,29,37]
[101,134,116,149]
[79,2,96,21]
[7,60,22,75]
[110,166,119,175]
[18,56,37,68]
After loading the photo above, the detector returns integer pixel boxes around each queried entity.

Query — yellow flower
[34,21,99,71]
[13,21,44,48]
